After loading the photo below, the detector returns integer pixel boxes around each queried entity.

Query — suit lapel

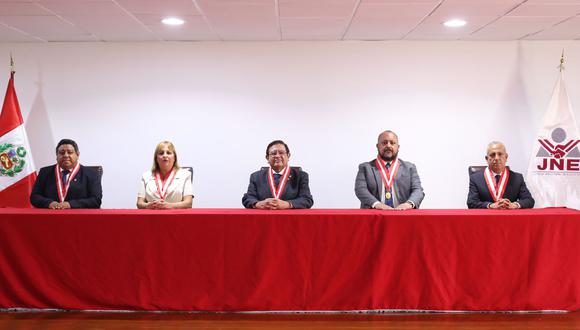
[370,160,382,197]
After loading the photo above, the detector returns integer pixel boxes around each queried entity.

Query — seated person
[242,140,313,209]
[467,141,534,209]
[30,138,102,209]
[137,141,193,209]
[355,130,424,210]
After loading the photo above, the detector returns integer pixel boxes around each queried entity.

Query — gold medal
[385,191,392,200]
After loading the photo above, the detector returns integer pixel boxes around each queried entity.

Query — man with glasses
[30,138,102,209]
[355,130,424,210]
[242,140,313,209]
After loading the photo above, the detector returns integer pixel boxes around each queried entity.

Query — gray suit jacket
[242,167,314,209]
[355,158,424,209]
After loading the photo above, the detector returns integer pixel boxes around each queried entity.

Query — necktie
[385,162,394,207]
[62,169,70,186]
[495,174,500,185]
[274,173,282,188]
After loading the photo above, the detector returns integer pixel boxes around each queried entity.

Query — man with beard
[355,130,424,210]
[467,141,534,209]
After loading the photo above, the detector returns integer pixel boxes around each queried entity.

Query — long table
[0,208,578,312]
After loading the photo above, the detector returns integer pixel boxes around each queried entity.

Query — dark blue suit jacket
[242,167,313,209]
[467,168,534,209]
[30,164,102,209]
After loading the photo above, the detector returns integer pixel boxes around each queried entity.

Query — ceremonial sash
[483,167,509,202]
[55,163,80,203]
[375,158,400,198]
[155,169,177,201]
[268,166,290,199]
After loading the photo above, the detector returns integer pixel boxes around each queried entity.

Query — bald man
[467,141,534,209]
[355,130,424,210]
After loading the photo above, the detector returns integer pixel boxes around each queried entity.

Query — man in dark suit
[467,141,534,209]
[30,139,102,209]
[355,130,424,210]
[242,140,313,209]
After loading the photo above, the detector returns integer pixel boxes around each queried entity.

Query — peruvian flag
[0,71,36,207]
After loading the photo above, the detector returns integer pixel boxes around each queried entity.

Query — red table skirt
[0,208,578,312]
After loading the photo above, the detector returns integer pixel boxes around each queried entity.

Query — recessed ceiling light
[162,17,185,26]
[443,19,467,28]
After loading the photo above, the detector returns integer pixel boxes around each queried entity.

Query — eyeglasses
[268,151,288,156]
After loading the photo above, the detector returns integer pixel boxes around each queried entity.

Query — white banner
[526,71,580,209]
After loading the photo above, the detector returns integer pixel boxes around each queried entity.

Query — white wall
[1,41,579,209]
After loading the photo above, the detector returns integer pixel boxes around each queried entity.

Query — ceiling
[0,0,580,42]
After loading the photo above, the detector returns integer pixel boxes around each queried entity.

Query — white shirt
[137,168,193,204]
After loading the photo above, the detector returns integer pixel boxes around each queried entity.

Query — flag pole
[9,53,15,74]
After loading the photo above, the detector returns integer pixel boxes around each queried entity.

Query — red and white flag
[0,71,36,207]
[526,68,580,209]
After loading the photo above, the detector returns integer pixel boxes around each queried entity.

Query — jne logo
[535,128,580,172]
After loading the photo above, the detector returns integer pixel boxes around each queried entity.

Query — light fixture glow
[162,17,185,26]
[443,19,466,27]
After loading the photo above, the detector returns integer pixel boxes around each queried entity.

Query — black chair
[468,166,486,176]
[182,166,194,182]
[261,166,302,171]
[86,165,103,179]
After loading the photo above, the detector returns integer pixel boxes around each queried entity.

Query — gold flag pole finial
[9,53,15,74]
[559,49,565,72]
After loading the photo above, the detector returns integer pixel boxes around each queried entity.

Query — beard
[380,150,398,162]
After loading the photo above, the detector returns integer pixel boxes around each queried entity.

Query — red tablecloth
[0,208,578,312]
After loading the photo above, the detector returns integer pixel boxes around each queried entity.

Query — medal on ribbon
[483,167,509,202]
[55,162,81,203]
[268,166,290,199]
[375,157,399,202]
[155,169,177,201]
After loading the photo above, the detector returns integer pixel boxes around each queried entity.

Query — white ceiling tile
[43,33,99,41]
[279,0,357,18]
[196,0,276,17]
[525,16,580,39]
[345,2,434,40]
[210,16,279,40]
[408,16,495,39]
[354,2,439,19]
[0,23,39,41]
[426,0,523,18]
[63,14,159,41]
[508,3,580,16]
[136,14,218,40]
[0,2,53,15]
[362,0,439,3]
[525,0,580,3]
[469,16,568,40]
[281,17,347,39]
[0,15,86,36]
[116,0,200,16]
[345,18,413,40]
[39,1,126,15]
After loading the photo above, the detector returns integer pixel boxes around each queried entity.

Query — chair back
[468,166,486,176]
[261,166,302,171]
[86,165,103,179]
[182,166,194,182]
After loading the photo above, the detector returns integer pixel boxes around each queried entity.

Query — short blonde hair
[152,141,180,172]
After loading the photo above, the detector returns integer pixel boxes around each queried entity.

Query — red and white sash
[375,157,400,194]
[55,163,81,203]
[484,167,510,202]
[155,169,177,201]
[268,167,291,199]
